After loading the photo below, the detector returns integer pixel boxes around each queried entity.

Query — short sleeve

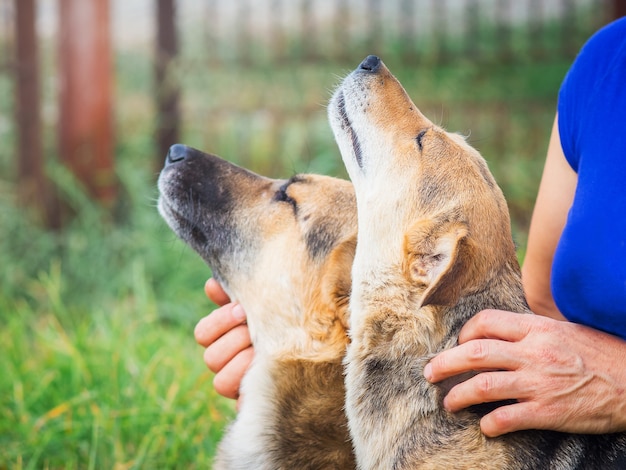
[557,17,626,173]
[551,17,626,339]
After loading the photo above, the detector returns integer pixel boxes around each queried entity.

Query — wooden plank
[614,0,626,20]
[15,0,62,227]
[58,0,116,207]
[155,0,180,166]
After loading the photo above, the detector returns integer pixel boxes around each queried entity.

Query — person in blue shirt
[195,17,626,434]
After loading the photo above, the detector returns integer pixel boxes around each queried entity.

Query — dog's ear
[404,220,470,307]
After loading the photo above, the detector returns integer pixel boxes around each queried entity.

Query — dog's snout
[358,55,381,73]
[165,144,189,166]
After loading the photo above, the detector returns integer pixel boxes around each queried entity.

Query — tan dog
[329,56,626,469]
[158,146,356,469]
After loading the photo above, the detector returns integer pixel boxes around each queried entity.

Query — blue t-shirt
[552,17,626,339]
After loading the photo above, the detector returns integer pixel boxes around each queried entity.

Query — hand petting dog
[425,308,626,437]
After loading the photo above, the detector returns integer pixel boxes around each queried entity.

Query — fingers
[195,300,253,401]
[442,370,522,413]
[457,309,534,344]
[203,323,252,372]
[479,401,546,437]
[212,346,255,400]
[195,302,247,348]
[204,278,231,306]
[424,338,522,384]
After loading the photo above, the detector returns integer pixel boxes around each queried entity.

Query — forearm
[521,266,565,321]
[521,114,574,322]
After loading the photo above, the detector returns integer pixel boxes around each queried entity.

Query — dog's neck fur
[351,254,529,358]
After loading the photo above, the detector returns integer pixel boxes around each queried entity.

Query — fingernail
[442,397,451,412]
[423,363,432,381]
[232,304,246,322]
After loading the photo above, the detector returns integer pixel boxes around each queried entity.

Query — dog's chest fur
[346,272,506,468]
[214,356,355,470]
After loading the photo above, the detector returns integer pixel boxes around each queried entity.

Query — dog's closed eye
[275,183,295,204]
[416,129,428,151]
[274,181,298,211]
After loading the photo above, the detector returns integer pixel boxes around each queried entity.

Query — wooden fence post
[156,0,180,166]
[58,0,116,208]
[614,0,626,19]
[15,0,61,227]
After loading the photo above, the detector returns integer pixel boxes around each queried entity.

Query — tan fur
[158,147,357,469]
[329,56,626,469]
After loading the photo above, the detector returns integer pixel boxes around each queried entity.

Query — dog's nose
[358,55,381,73]
[165,144,188,166]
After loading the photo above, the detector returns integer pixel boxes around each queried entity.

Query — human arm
[521,115,575,321]
[195,278,254,402]
[423,115,626,436]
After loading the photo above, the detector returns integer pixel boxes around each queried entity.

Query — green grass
[0,281,231,468]
[0,138,234,468]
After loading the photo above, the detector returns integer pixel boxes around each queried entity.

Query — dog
[329,55,626,469]
[158,145,357,469]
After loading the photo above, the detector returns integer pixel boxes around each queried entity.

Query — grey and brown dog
[158,146,357,469]
[329,55,626,469]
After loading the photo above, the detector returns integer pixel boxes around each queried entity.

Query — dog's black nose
[165,144,188,165]
[358,55,381,72]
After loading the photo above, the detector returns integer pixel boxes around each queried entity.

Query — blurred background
[0,0,622,467]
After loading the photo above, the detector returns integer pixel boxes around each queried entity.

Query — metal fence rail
[192,0,610,65]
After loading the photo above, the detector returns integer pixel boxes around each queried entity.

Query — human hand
[423,309,626,437]
[194,278,254,402]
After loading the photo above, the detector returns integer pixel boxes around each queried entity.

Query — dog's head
[329,56,518,310]
[158,145,357,354]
